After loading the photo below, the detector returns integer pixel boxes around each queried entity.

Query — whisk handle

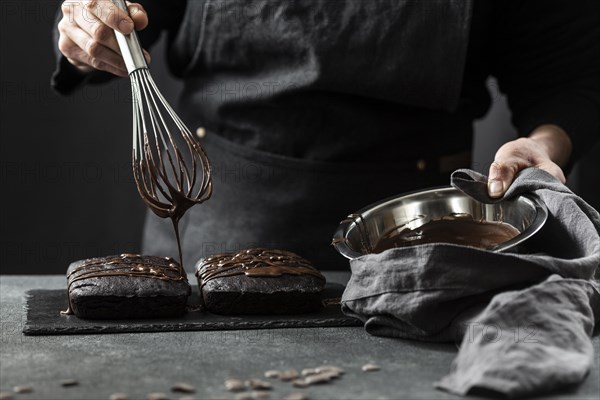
[111,0,148,74]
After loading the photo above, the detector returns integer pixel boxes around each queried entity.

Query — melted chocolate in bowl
[372,215,521,253]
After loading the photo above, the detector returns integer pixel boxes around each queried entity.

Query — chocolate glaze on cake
[62,254,190,319]
[196,248,325,315]
[373,215,521,252]
[197,248,325,287]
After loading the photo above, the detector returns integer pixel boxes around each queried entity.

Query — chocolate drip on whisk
[130,69,212,273]
[110,0,212,273]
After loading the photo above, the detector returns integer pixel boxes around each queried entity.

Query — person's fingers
[487,159,520,198]
[488,136,569,198]
[488,158,566,198]
[60,1,79,22]
[487,138,533,198]
[126,2,149,31]
[58,33,94,73]
[78,46,128,77]
[83,0,135,34]
[65,40,128,77]
[57,1,149,74]
[57,19,78,57]
[72,5,121,55]
[142,49,152,64]
[58,20,92,69]
[538,162,567,184]
[64,26,128,75]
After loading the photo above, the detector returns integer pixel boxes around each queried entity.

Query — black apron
[143,0,474,270]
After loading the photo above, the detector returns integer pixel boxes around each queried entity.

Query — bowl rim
[332,186,548,259]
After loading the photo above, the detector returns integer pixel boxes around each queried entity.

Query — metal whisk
[111,0,212,270]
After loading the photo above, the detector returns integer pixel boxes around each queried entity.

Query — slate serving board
[23,283,362,335]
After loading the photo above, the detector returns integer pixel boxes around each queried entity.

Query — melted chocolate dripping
[132,131,212,272]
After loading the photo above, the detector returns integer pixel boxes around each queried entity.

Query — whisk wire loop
[111,0,212,269]
[129,68,212,269]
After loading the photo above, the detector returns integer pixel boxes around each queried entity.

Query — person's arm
[51,0,185,95]
[486,0,600,197]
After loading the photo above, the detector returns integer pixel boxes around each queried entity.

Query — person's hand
[57,0,150,77]
[487,124,572,198]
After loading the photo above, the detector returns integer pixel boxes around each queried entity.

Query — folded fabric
[341,168,600,398]
[436,275,599,398]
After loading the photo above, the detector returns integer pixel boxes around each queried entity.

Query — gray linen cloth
[341,168,600,398]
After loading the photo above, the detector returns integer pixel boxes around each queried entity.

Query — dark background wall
[1,1,598,274]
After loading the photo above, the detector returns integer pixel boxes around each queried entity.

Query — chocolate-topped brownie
[195,248,326,315]
[63,254,191,319]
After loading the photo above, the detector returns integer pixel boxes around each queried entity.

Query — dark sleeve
[51,0,186,95]
[490,0,600,171]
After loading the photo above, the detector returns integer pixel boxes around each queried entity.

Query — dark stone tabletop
[1,274,599,399]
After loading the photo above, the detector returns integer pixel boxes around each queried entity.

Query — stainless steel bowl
[332,186,547,259]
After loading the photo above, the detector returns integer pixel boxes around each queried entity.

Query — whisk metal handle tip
[111,0,147,74]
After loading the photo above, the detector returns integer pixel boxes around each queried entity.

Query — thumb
[487,161,516,198]
[126,2,148,31]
